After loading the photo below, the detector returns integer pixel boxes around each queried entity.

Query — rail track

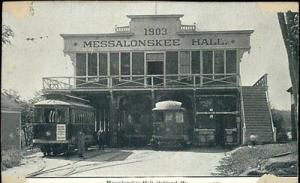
[26,149,150,177]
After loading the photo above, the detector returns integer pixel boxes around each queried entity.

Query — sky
[2,2,298,110]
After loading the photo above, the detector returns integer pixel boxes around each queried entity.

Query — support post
[109,91,118,147]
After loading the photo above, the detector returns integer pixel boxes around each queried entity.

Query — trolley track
[26,149,112,177]
[26,149,164,177]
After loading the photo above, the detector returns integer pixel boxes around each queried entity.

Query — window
[99,53,108,76]
[76,53,86,76]
[202,51,213,74]
[132,52,144,75]
[179,51,190,74]
[34,108,44,122]
[176,112,184,123]
[165,112,173,121]
[214,50,224,74]
[192,51,200,74]
[146,53,164,61]
[121,52,130,75]
[110,52,119,75]
[226,50,237,73]
[166,51,178,74]
[42,108,67,123]
[88,53,97,76]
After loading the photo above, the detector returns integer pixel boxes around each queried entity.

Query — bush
[1,149,22,170]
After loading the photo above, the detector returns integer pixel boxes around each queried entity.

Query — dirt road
[2,147,228,177]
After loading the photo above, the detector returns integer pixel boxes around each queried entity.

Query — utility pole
[155,1,157,15]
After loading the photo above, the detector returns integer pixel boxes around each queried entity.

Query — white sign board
[56,124,66,141]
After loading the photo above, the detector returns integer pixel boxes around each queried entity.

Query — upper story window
[146,53,164,61]
[192,51,200,74]
[99,53,108,76]
[166,51,178,74]
[110,52,119,76]
[76,53,86,76]
[121,52,130,75]
[88,53,97,76]
[179,51,190,74]
[132,52,144,75]
[203,51,213,74]
[202,50,237,75]
[226,50,237,73]
[214,50,225,74]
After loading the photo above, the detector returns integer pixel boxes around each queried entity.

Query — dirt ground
[2,147,228,177]
[215,142,298,176]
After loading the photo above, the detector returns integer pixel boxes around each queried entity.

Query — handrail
[265,85,276,142]
[115,26,130,32]
[42,74,239,90]
[253,73,268,87]
[181,25,196,31]
[239,76,247,144]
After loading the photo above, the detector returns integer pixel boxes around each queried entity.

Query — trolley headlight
[45,131,51,137]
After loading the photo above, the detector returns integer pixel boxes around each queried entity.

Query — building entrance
[146,52,164,85]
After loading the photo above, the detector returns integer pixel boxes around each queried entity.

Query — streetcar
[150,100,190,149]
[32,94,97,156]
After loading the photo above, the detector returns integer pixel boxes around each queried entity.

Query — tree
[2,25,14,45]
[271,109,288,142]
[278,11,299,141]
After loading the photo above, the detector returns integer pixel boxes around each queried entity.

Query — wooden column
[151,90,155,108]
[192,90,197,143]
[109,91,118,147]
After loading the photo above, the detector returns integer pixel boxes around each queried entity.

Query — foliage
[278,11,299,140]
[271,109,288,142]
[2,25,14,45]
[1,149,22,170]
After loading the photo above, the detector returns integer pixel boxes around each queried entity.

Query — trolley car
[151,101,190,149]
[32,94,96,156]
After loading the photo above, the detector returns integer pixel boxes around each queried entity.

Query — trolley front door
[146,52,165,86]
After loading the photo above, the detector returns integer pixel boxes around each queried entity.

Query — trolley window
[34,107,68,124]
[175,112,184,123]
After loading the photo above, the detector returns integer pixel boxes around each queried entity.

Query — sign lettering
[192,38,227,46]
[56,124,66,141]
[83,39,181,48]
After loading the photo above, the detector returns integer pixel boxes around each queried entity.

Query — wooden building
[1,94,23,151]
[43,14,275,146]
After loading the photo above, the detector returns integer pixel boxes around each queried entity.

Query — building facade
[43,14,275,146]
[1,94,23,151]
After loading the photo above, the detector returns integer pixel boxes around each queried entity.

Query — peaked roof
[1,94,23,111]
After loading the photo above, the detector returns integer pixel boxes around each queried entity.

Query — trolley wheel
[41,145,50,156]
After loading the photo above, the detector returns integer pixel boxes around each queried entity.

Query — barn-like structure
[1,94,23,151]
[42,14,275,147]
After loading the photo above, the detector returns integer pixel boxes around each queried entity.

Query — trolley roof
[34,99,94,109]
[152,101,185,111]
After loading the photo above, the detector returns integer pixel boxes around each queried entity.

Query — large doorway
[146,52,164,85]
[147,61,163,75]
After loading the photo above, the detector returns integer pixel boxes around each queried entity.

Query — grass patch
[214,141,298,176]
[1,149,22,171]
